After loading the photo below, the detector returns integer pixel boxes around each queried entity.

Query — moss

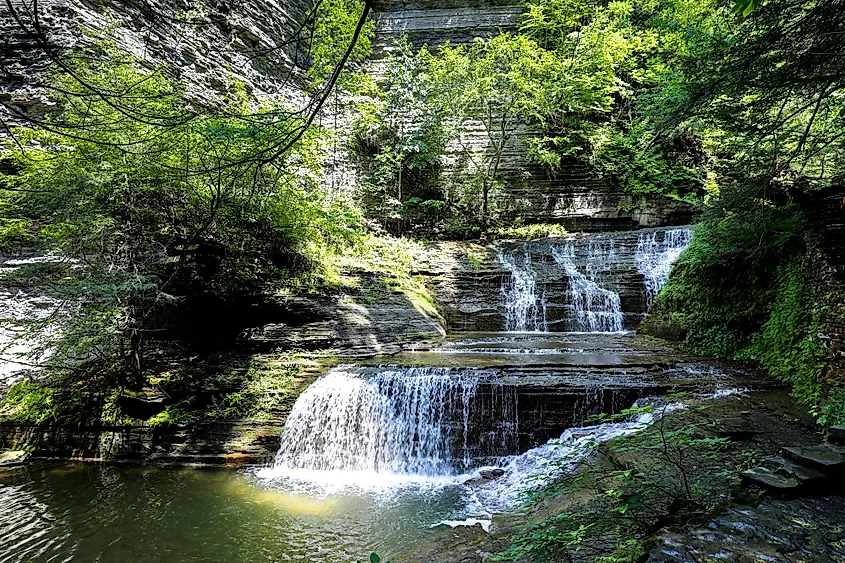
[489,223,569,239]
[646,202,840,423]
[739,259,833,423]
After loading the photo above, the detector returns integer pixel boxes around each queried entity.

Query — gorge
[2,0,845,561]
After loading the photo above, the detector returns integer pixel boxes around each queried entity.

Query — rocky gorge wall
[804,187,845,392]
[363,0,698,231]
[1,0,696,230]
[1,0,312,122]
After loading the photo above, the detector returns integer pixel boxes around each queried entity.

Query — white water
[258,366,676,515]
[467,400,679,512]
[497,228,692,332]
[498,251,546,332]
[551,241,624,332]
[635,228,693,309]
[267,366,517,477]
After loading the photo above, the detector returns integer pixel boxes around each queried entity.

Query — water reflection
[0,464,452,562]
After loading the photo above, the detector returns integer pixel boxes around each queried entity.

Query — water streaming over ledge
[270,366,518,476]
[552,241,623,332]
[498,227,693,333]
[635,228,694,309]
[258,362,675,510]
[498,251,547,332]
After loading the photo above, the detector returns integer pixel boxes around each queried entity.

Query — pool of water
[0,463,473,562]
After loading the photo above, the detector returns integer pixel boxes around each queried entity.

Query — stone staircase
[741,428,845,492]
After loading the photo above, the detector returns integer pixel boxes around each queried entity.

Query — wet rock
[0,450,30,468]
[761,455,826,483]
[829,424,845,444]
[464,468,506,487]
[782,444,845,470]
[741,466,800,490]
[712,417,758,440]
[650,496,845,563]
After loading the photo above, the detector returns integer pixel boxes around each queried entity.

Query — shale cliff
[2,0,696,230]
[366,0,697,231]
[1,0,311,120]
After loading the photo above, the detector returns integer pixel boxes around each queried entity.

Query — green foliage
[518,0,726,202]
[148,357,300,425]
[0,379,123,425]
[0,45,360,386]
[646,194,839,423]
[308,0,373,84]
[742,260,832,422]
[349,38,451,235]
[489,223,570,239]
[430,33,563,223]
[498,406,733,562]
[0,218,35,251]
[648,196,805,358]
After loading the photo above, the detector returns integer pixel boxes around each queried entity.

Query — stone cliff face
[367,0,697,231]
[804,187,845,388]
[1,0,312,121]
[2,0,696,229]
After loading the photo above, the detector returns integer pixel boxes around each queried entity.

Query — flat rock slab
[782,444,845,470]
[829,425,845,444]
[650,496,845,563]
[762,455,826,482]
[0,450,30,467]
[741,466,799,490]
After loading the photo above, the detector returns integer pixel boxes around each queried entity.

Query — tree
[431,34,560,225]
[0,51,360,389]
[349,38,451,233]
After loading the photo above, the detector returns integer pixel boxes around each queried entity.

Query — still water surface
[0,463,466,562]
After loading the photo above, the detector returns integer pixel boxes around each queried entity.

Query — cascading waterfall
[635,228,693,309]
[551,242,623,332]
[498,251,546,332]
[271,366,518,476]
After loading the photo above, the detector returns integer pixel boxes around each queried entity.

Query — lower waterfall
[258,360,671,513]
[269,366,518,476]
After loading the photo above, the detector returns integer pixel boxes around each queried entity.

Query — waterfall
[551,242,623,332]
[271,366,518,476]
[635,228,693,309]
[499,251,546,332]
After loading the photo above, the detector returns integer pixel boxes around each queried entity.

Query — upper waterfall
[499,251,547,332]
[635,228,693,309]
[551,241,623,332]
[496,227,693,333]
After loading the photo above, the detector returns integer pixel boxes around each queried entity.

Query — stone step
[828,425,845,444]
[781,444,845,471]
[761,455,826,482]
[741,466,800,490]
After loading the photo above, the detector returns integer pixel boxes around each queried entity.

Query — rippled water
[0,464,465,562]
[0,396,675,562]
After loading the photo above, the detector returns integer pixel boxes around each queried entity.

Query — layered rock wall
[365,0,697,230]
[804,187,845,388]
[1,0,312,122]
